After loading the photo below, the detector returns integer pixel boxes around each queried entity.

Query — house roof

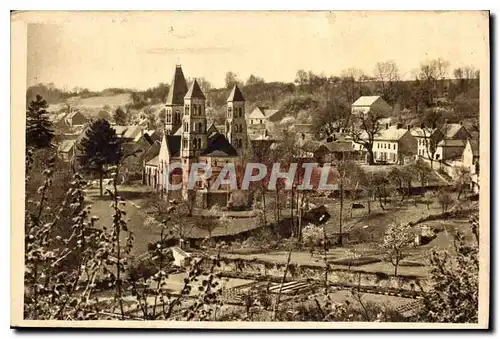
[112,125,144,140]
[200,132,238,157]
[263,109,280,118]
[57,139,75,153]
[438,139,466,147]
[165,135,182,157]
[247,107,280,120]
[173,126,182,136]
[410,127,436,138]
[374,126,409,141]
[65,111,85,121]
[248,108,267,119]
[227,85,245,102]
[143,140,161,163]
[146,155,159,167]
[322,141,354,153]
[469,139,479,157]
[166,65,188,105]
[184,79,206,100]
[352,96,382,107]
[50,112,68,123]
[441,123,465,139]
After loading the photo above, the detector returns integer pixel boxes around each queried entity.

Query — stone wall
[201,256,427,294]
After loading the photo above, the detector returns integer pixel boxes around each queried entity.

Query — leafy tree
[78,119,123,196]
[420,216,479,323]
[312,97,350,138]
[113,106,128,125]
[246,74,265,86]
[225,71,240,89]
[26,95,54,149]
[381,222,414,276]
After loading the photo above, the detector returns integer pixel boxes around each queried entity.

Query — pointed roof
[184,79,206,100]
[166,65,188,105]
[227,85,245,102]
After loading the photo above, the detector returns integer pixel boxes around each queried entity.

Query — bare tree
[350,108,386,165]
[373,60,400,91]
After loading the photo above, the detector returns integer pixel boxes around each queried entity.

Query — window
[436,154,440,159]
[393,144,396,150]
[185,105,189,115]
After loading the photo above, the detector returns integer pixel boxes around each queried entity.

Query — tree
[26,95,54,149]
[246,74,265,86]
[371,172,390,209]
[294,69,309,87]
[340,68,366,104]
[381,222,414,276]
[335,155,362,245]
[388,167,405,200]
[414,159,433,188]
[350,108,387,165]
[437,189,454,213]
[225,71,240,89]
[419,108,448,169]
[78,119,123,196]
[373,60,400,91]
[113,106,128,125]
[454,166,471,200]
[312,97,350,138]
[420,216,479,323]
[400,165,416,201]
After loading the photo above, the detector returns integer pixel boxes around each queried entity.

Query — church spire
[166,65,188,106]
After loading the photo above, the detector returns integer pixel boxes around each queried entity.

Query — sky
[26,11,488,91]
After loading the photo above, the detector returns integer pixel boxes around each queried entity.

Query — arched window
[228,107,232,118]
[185,105,189,115]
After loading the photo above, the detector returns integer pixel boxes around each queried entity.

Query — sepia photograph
[10,10,490,329]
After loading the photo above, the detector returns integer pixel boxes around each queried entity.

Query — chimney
[333,134,337,141]
[385,123,389,130]
[396,123,403,129]
[459,121,463,126]
[407,125,411,131]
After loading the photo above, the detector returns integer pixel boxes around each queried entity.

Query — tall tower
[181,79,207,199]
[181,79,207,158]
[165,65,188,134]
[225,85,247,153]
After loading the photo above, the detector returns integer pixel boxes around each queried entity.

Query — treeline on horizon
[26,59,480,134]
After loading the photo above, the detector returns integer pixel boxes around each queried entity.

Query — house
[372,125,417,164]
[351,96,392,115]
[312,140,360,164]
[441,123,471,140]
[462,139,480,193]
[435,139,467,161]
[64,110,88,127]
[462,139,480,174]
[431,123,470,162]
[57,139,76,162]
[95,110,112,121]
[247,106,285,126]
[112,125,145,142]
[410,127,444,159]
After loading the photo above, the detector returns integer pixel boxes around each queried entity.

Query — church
[143,65,249,208]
